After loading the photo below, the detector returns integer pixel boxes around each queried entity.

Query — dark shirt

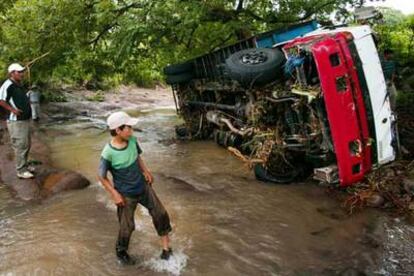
[0,79,31,121]
[99,136,147,197]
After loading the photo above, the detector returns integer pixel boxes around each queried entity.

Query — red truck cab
[283,27,396,186]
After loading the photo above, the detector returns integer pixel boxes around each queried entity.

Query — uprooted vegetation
[340,92,414,215]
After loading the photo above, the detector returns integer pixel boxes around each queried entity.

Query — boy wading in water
[97,111,172,265]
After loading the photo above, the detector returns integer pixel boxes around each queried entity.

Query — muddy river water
[1,108,414,275]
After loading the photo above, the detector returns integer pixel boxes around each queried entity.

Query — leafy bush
[42,90,67,103]
[86,91,105,102]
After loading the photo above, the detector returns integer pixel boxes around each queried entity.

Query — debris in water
[341,161,414,214]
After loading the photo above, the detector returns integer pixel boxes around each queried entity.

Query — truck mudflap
[311,34,372,186]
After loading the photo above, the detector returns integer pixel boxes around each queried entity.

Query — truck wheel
[225,48,285,87]
[164,61,194,75]
[175,125,189,138]
[254,164,302,184]
[166,72,193,84]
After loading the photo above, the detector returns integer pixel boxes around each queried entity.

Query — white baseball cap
[107,111,139,130]
[8,63,25,73]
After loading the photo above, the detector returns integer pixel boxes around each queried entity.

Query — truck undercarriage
[165,23,397,186]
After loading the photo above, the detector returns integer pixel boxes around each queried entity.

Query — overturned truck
[164,22,398,187]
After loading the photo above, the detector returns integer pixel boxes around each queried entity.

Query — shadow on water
[1,108,414,275]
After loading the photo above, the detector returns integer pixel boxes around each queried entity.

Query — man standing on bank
[0,63,34,179]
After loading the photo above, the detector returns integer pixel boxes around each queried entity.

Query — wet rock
[38,170,90,198]
[102,104,118,111]
[339,267,366,276]
[357,233,381,249]
[366,193,385,208]
[310,227,332,236]
[49,114,76,122]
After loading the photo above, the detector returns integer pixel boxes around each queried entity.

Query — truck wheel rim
[241,51,267,65]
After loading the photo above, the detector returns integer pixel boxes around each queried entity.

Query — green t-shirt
[99,136,146,197]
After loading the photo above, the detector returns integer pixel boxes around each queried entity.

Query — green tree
[0,0,389,88]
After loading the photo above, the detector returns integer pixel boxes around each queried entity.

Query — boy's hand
[112,192,125,206]
[143,170,154,185]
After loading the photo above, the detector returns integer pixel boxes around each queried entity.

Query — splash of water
[145,249,188,276]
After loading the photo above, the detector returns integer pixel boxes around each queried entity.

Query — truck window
[336,76,347,92]
[329,53,341,67]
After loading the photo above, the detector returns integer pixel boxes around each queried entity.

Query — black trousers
[116,184,172,253]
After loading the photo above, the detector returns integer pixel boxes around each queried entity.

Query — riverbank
[0,85,175,202]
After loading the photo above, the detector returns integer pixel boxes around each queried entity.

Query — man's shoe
[116,251,136,265]
[17,171,34,179]
[160,248,173,260]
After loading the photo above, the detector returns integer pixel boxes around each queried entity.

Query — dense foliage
[0,0,397,88]
[373,8,414,92]
[375,8,414,65]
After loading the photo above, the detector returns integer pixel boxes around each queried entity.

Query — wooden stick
[24,52,50,87]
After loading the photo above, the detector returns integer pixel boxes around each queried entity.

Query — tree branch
[236,0,244,12]
[89,2,146,46]
[208,33,234,53]
[241,0,339,24]
[186,26,199,49]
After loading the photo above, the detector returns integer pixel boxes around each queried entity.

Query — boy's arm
[138,156,154,185]
[97,157,125,206]
[97,175,125,206]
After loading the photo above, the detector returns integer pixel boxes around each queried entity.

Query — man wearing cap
[97,111,173,265]
[0,63,34,179]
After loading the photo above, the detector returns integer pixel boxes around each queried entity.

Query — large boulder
[37,170,90,199]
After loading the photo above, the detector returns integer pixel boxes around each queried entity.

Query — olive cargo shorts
[116,184,172,253]
[7,120,31,173]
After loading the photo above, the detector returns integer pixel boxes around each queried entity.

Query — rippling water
[1,108,412,275]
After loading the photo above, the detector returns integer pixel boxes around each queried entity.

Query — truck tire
[166,72,193,84]
[225,48,285,87]
[254,164,302,184]
[164,61,194,75]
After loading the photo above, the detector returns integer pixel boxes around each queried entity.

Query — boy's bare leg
[161,235,170,250]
